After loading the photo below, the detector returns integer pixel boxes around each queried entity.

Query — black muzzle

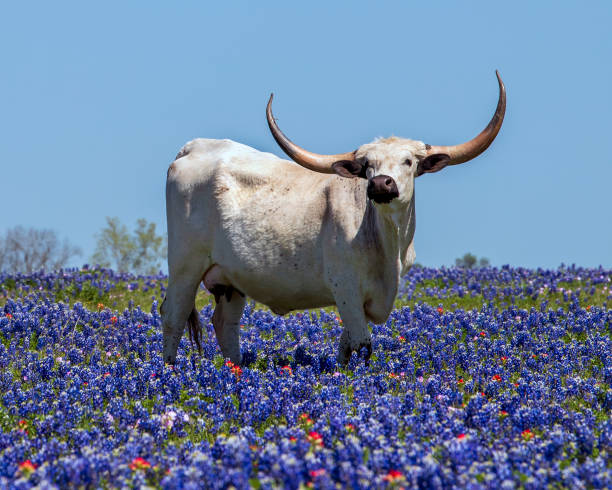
[367,175,399,204]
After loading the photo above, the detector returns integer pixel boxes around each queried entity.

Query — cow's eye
[404,158,412,167]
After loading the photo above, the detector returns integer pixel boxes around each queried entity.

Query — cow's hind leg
[203,265,246,364]
[210,285,245,364]
[161,268,205,364]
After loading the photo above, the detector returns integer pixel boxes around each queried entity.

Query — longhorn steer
[161,71,506,366]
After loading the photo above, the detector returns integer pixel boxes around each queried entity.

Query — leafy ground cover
[0,266,610,488]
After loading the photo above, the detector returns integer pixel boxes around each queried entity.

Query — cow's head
[267,71,505,209]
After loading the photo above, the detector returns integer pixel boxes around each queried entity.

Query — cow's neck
[372,194,416,273]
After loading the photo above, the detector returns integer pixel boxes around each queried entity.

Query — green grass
[3,274,609,319]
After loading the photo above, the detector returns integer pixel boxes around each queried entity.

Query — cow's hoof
[336,354,349,368]
[336,340,372,367]
[222,351,243,367]
[358,341,373,365]
[241,350,256,366]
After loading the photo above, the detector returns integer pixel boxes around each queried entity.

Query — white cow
[161,72,505,366]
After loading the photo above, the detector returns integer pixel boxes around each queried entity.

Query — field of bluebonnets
[0,265,610,488]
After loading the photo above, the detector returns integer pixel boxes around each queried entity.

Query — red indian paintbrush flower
[307,431,323,446]
[129,457,151,470]
[521,429,534,440]
[18,460,37,474]
[383,470,404,482]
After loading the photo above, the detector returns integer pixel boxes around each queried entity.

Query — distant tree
[91,217,134,272]
[478,257,491,268]
[131,218,166,274]
[0,226,81,273]
[91,217,166,274]
[455,252,490,269]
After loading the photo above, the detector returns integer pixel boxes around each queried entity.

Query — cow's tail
[187,307,202,354]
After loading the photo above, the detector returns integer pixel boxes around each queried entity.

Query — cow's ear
[332,160,367,179]
[417,153,451,177]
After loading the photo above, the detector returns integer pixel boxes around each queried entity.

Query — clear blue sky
[1,1,611,269]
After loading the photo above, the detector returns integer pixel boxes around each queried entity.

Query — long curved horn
[266,94,355,174]
[427,71,506,165]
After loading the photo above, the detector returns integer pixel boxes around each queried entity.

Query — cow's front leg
[334,296,372,367]
[211,286,246,365]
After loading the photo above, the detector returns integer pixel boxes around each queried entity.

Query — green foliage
[455,252,490,269]
[132,219,166,275]
[91,217,133,272]
[2,269,611,317]
[91,217,166,274]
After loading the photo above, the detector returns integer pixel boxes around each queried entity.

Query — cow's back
[166,138,326,224]
[165,139,334,305]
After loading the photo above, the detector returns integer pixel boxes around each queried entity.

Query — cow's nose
[367,175,399,203]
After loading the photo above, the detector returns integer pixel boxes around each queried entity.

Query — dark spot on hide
[167,162,176,178]
[175,147,189,160]
[425,143,432,150]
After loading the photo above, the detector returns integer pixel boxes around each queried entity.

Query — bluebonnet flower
[0,266,610,487]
